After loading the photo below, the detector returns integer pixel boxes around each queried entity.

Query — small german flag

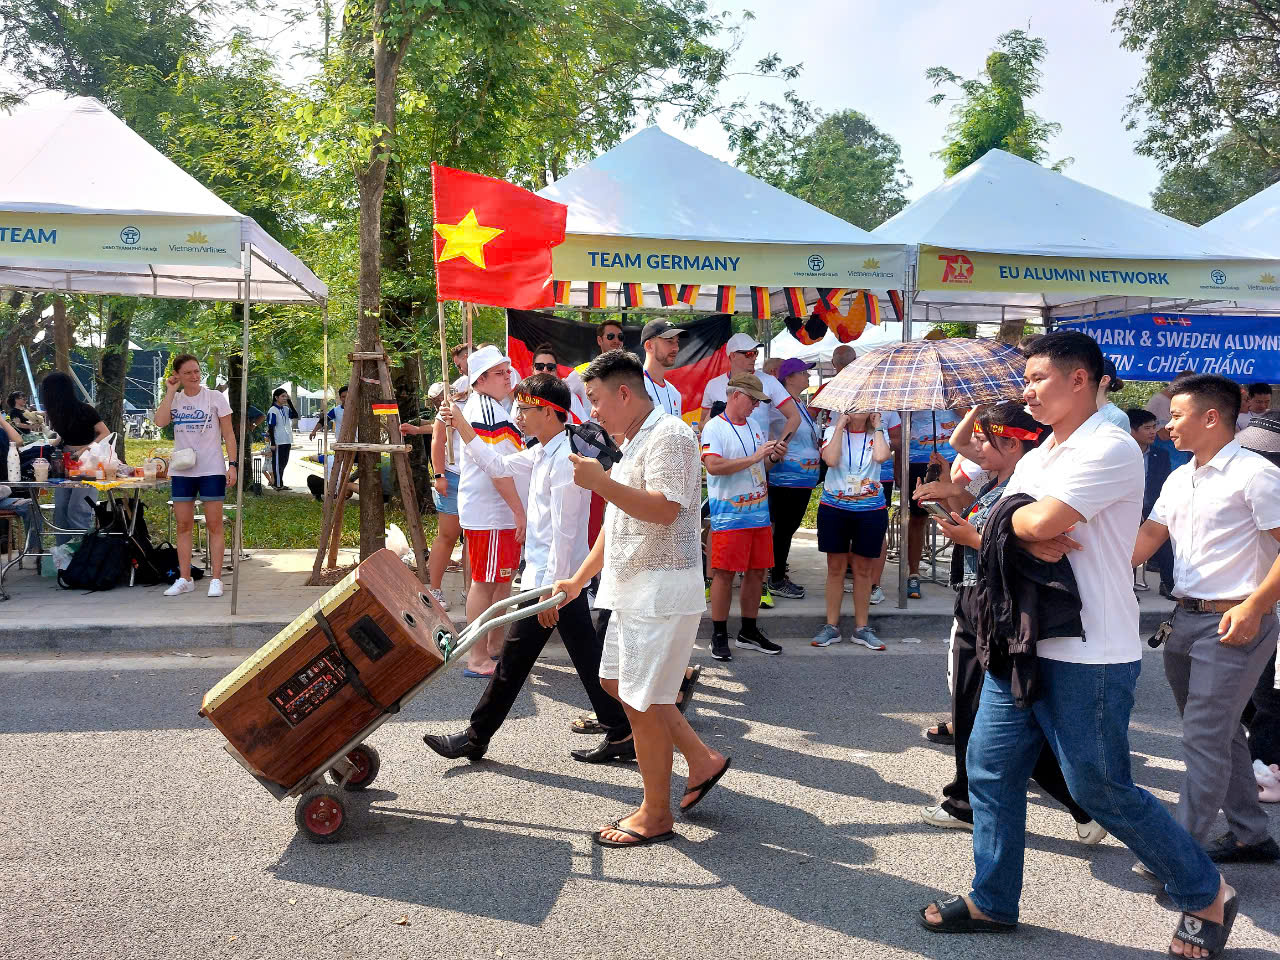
[553,280,571,305]
[657,283,678,307]
[887,289,904,322]
[587,282,607,309]
[749,287,771,320]
[371,402,399,417]
[623,283,643,308]
[715,285,736,313]
[784,287,806,317]
[677,283,700,305]
[816,288,846,312]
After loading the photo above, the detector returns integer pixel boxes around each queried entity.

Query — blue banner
[1059,312,1280,381]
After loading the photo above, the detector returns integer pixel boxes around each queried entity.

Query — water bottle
[6,443,18,483]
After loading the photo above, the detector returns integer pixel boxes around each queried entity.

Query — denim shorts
[171,474,227,502]
[432,469,459,516]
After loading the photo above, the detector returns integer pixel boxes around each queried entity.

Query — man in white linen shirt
[920,332,1233,960]
[423,374,633,766]
[553,350,730,849]
[1132,374,1280,865]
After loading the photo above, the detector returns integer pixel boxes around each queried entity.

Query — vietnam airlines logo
[186,230,209,244]
[939,253,974,284]
[862,258,880,270]
[1261,272,1277,285]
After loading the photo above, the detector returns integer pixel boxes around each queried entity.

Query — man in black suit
[1128,408,1174,597]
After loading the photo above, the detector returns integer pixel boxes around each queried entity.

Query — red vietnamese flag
[431,163,567,309]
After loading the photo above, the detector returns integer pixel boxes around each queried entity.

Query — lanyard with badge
[845,427,868,495]
[722,414,766,487]
[645,370,677,417]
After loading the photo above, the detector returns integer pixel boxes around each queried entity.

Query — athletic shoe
[810,624,841,647]
[705,583,711,604]
[207,578,223,598]
[759,585,774,609]
[844,579,855,594]
[1075,820,1108,845]
[164,577,194,597]
[907,576,921,599]
[869,585,885,605]
[735,630,782,655]
[768,578,804,600]
[428,587,449,612]
[850,625,886,650]
[921,803,972,831]
[710,636,732,661]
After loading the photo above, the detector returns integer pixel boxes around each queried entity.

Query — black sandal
[592,821,676,848]
[925,720,954,745]
[1169,893,1238,959]
[918,896,1017,934]
[681,757,731,812]
[570,713,605,735]
[676,666,702,715]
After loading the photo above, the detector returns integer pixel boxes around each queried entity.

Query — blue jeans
[967,658,1219,924]
[0,497,42,552]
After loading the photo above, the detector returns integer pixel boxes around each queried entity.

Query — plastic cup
[32,458,49,482]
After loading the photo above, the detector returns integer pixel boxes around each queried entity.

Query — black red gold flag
[657,284,678,307]
[816,288,846,312]
[715,285,736,313]
[587,282,607,309]
[784,287,805,317]
[749,287,771,320]
[887,289,904,322]
[553,280,571,304]
[677,283,700,305]
[785,314,828,345]
[623,283,643,308]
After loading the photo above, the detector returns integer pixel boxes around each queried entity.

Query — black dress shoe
[423,730,487,761]
[1206,831,1280,863]
[571,736,636,764]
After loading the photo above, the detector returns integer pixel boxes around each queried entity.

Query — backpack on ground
[58,529,128,591]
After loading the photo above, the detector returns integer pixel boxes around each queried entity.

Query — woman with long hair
[38,372,108,544]
[266,388,298,491]
[154,354,237,598]
[5,391,33,436]
[914,401,1104,844]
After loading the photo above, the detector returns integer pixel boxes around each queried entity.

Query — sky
[655,0,1163,209]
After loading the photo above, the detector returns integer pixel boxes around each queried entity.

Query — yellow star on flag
[434,209,503,268]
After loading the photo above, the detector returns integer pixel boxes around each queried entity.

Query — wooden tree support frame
[309,344,430,585]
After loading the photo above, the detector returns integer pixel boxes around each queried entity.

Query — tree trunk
[996,318,1026,344]
[52,297,72,373]
[94,301,130,461]
[227,351,246,466]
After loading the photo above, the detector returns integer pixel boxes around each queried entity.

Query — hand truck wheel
[328,743,381,792]
[295,784,349,843]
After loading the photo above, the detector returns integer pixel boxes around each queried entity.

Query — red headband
[515,391,569,416]
[975,422,1042,442]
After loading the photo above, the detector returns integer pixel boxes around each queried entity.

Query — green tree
[926,28,1067,176]
[1151,131,1280,226]
[735,105,910,230]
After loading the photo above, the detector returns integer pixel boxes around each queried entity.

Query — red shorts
[464,529,520,583]
[710,526,774,573]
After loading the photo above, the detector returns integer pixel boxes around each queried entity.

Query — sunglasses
[601,332,622,341]
[532,362,557,372]
[734,348,759,357]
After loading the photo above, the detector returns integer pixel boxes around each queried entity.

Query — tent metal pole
[897,256,916,609]
[231,247,252,616]
[321,303,329,464]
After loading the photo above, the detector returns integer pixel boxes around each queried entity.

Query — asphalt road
[2,641,1277,960]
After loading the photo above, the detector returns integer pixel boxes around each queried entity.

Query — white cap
[426,381,446,402]
[725,332,761,354]
[467,345,508,383]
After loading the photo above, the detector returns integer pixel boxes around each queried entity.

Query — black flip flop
[592,820,676,848]
[1169,892,1238,959]
[676,666,702,715]
[918,896,1017,934]
[681,757,731,813]
[925,720,954,745]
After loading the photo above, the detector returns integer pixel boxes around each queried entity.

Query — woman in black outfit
[39,373,108,544]
[6,392,34,435]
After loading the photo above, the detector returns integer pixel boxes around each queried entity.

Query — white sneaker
[869,585,886,604]
[429,587,449,611]
[164,577,194,597]
[921,803,973,831]
[207,578,224,598]
[1075,819,1108,845]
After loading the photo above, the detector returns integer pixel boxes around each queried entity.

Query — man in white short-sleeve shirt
[922,332,1228,950]
[1132,374,1280,863]
[641,318,684,420]
[700,332,799,440]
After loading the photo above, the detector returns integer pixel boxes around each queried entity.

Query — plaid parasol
[810,338,1028,414]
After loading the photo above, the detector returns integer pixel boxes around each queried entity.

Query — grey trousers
[1163,606,1279,847]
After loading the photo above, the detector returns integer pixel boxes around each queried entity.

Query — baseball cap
[467,345,508,382]
[776,357,814,381]
[727,373,771,402]
[641,319,683,343]
[1101,357,1124,392]
[726,332,761,354]
[426,381,447,403]
[1237,411,1280,466]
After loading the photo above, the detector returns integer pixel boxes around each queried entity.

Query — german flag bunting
[622,283,643,308]
[749,287,771,320]
[816,288,846,312]
[553,280,571,305]
[657,283,678,307]
[586,281,607,309]
[784,287,805,317]
[887,289,904,322]
[715,285,736,313]
[678,283,700,305]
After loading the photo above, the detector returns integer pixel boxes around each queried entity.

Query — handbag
[170,447,197,471]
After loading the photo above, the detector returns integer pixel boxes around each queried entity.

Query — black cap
[1101,357,1124,392]
[641,319,682,343]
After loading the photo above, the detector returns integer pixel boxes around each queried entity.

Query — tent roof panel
[1202,180,1280,256]
[538,126,881,245]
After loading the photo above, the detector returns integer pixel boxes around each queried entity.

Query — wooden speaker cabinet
[200,549,451,792]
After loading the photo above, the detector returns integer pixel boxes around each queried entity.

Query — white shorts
[599,611,700,711]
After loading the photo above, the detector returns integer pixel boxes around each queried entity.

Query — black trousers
[1248,647,1280,767]
[767,484,813,583]
[271,443,291,487]
[941,586,1092,824]
[467,592,629,744]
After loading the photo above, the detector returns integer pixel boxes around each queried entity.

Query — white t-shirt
[457,391,520,531]
[1002,412,1144,664]
[1237,411,1253,432]
[1144,391,1171,426]
[701,371,792,439]
[820,426,886,511]
[326,404,345,434]
[700,414,770,531]
[1150,440,1280,600]
[170,387,231,478]
[644,370,683,419]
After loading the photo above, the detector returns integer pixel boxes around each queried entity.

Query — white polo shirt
[1150,440,1280,600]
[1003,411,1145,664]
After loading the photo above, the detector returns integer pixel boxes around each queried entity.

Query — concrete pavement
[1,641,1276,960]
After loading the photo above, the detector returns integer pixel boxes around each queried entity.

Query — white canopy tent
[1203,181,1280,255]
[0,96,328,614]
[766,323,898,364]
